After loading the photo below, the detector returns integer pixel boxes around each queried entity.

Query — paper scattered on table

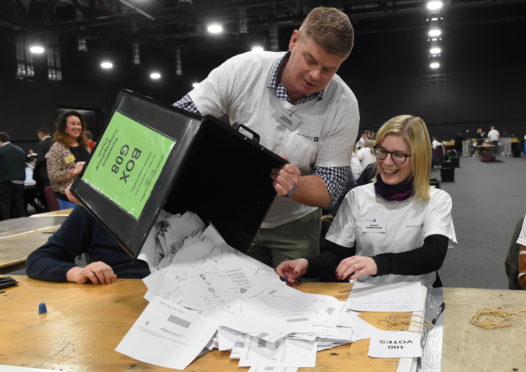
[115,295,217,370]
[347,281,427,312]
[118,210,427,370]
[0,366,60,372]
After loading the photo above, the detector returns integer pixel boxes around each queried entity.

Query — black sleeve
[26,206,92,282]
[305,239,356,281]
[372,234,448,276]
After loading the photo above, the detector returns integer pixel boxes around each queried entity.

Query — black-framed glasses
[374,145,412,165]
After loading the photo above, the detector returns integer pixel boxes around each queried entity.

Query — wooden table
[0,209,72,274]
[0,276,403,372]
[442,287,526,372]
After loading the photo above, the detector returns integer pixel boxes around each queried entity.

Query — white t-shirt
[357,147,375,170]
[326,183,457,286]
[350,155,362,182]
[189,51,360,228]
[517,217,526,245]
[488,129,500,141]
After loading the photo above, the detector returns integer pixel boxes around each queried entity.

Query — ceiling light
[150,72,161,80]
[77,37,88,52]
[427,1,444,11]
[430,61,440,69]
[100,61,113,69]
[251,45,264,52]
[29,45,45,54]
[428,28,442,37]
[430,46,442,55]
[207,23,223,34]
[192,82,200,88]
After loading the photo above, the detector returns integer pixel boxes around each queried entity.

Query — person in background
[515,216,526,289]
[487,125,500,155]
[431,136,445,166]
[46,111,91,210]
[276,115,457,287]
[356,139,375,170]
[350,145,362,183]
[356,131,369,149]
[0,132,27,220]
[174,7,359,268]
[85,130,97,152]
[26,206,149,284]
[454,132,464,155]
[34,127,53,211]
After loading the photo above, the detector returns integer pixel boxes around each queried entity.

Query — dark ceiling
[1,0,526,91]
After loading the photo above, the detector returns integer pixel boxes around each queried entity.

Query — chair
[432,146,444,167]
[43,186,60,211]
[505,216,524,290]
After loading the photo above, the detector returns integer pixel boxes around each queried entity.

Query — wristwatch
[284,184,297,198]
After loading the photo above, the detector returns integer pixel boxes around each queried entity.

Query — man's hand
[66,261,117,284]
[335,256,377,281]
[275,258,309,285]
[271,162,301,197]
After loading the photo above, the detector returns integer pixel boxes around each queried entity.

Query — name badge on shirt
[63,154,75,164]
[361,218,387,233]
[274,107,302,131]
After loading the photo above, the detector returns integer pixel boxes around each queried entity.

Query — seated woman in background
[276,115,457,287]
[46,111,91,210]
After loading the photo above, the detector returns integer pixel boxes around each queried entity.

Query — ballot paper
[138,211,205,272]
[115,296,217,370]
[238,337,317,368]
[0,367,58,372]
[347,281,427,312]
[248,367,297,372]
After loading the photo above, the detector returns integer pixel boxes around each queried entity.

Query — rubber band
[378,313,433,333]
[470,308,526,329]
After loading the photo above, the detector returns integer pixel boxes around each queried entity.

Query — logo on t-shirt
[297,133,319,142]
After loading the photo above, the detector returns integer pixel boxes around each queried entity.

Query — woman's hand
[71,161,85,177]
[66,261,117,284]
[275,258,308,285]
[335,256,377,281]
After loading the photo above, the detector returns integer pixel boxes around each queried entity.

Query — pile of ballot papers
[116,211,427,371]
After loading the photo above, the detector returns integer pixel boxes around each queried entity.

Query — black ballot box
[448,156,460,168]
[71,90,286,258]
[440,161,455,182]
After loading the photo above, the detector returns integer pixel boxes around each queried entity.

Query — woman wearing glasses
[276,115,457,287]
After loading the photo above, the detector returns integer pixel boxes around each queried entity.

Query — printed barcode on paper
[167,314,191,328]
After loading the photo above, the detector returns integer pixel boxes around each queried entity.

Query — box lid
[72,90,286,257]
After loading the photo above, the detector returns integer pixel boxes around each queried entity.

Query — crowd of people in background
[0,111,94,220]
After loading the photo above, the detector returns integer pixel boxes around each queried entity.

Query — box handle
[234,123,260,144]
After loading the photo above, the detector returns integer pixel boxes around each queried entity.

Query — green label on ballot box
[82,112,175,219]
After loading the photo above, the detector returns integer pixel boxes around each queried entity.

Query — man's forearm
[289,175,331,208]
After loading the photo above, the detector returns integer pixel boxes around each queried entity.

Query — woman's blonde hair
[375,115,432,200]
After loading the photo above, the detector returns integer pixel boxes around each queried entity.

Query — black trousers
[0,181,26,220]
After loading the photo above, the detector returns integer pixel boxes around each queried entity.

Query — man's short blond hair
[299,7,354,58]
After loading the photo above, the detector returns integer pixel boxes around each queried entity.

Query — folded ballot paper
[116,211,426,370]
